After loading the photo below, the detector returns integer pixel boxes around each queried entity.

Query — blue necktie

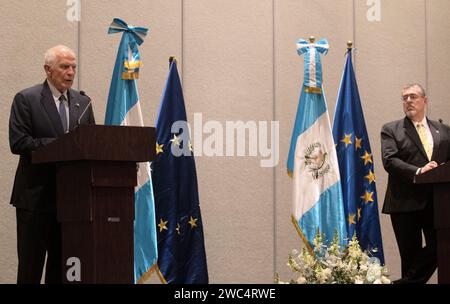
[59,95,68,133]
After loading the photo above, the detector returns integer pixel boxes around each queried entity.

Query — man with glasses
[381,83,450,284]
[9,45,95,283]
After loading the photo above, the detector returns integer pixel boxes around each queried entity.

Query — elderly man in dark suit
[381,83,450,284]
[9,45,95,284]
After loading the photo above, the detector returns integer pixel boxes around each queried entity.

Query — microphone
[77,91,93,126]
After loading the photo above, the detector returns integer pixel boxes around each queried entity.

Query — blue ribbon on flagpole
[108,18,148,45]
[108,18,149,80]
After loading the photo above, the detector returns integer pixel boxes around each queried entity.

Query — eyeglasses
[401,94,422,102]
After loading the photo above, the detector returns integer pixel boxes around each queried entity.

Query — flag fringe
[136,264,168,284]
[304,86,322,94]
[124,60,142,69]
[287,169,293,178]
[291,215,314,256]
[122,72,139,80]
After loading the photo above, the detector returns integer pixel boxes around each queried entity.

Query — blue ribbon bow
[108,18,149,80]
[108,18,148,45]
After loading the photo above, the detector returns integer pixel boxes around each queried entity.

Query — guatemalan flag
[105,18,158,283]
[287,38,347,251]
[332,47,384,264]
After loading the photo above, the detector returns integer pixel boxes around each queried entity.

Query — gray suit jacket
[9,80,95,211]
[381,117,450,214]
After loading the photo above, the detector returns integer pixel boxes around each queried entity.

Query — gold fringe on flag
[136,264,168,284]
[291,215,314,256]
[304,86,322,94]
[122,72,139,80]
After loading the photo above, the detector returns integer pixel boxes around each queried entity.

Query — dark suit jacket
[9,80,95,211]
[381,117,450,214]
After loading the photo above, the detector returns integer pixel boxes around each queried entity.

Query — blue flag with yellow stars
[332,48,385,264]
[151,59,209,283]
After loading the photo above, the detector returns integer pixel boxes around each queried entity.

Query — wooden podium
[32,124,156,283]
[415,162,450,284]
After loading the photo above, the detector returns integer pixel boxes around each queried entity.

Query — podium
[32,124,156,283]
[415,162,450,284]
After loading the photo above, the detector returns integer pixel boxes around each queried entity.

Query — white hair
[44,45,75,66]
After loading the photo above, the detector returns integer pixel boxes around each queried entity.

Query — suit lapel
[40,81,64,136]
[403,117,429,160]
[428,119,441,161]
[68,90,80,131]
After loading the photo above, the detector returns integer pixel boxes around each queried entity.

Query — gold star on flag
[156,143,164,155]
[365,170,376,184]
[176,223,181,235]
[360,151,373,165]
[170,134,181,147]
[341,133,353,148]
[348,214,356,225]
[188,216,198,229]
[158,219,168,232]
[355,137,362,150]
[361,190,374,204]
[357,208,362,220]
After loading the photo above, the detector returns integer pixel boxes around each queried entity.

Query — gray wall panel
[184,0,274,283]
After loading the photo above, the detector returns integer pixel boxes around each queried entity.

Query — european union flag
[105,18,158,283]
[332,47,385,264]
[151,59,208,284]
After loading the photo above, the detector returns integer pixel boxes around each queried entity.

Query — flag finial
[169,56,177,67]
[347,41,353,49]
[309,36,315,43]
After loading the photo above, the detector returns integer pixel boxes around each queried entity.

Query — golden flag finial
[347,41,353,49]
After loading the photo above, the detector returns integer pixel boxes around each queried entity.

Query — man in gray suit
[9,45,95,283]
[381,83,450,284]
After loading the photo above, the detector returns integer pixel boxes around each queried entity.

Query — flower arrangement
[275,232,390,284]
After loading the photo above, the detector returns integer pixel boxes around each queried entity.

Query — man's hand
[420,161,438,174]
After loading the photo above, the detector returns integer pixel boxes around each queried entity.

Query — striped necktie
[416,123,432,160]
[59,95,68,133]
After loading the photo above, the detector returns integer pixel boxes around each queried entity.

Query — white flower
[315,267,332,284]
[278,232,389,284]
[322,268,332,279]
[359,264,368,272]
[366,263,383,283]
[380,276,391,284]
[296,276,307,284]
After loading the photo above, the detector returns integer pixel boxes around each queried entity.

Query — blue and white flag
[288,38,347,251]
[332,48,384,264]
[105,18,158,283]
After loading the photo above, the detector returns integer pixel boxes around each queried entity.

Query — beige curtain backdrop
[1,0,448,283]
